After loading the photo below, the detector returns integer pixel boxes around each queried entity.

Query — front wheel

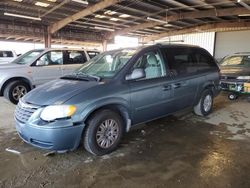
[3,81,30,104]
[194,89,213,116]
[83,109,124,156]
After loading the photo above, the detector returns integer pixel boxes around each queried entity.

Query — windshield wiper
[73,72,101,81]
[61,75,90,81]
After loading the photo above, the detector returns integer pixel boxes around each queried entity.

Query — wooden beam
[0,33,101,47]
[41,0,71,18]
[143,22,250,43]
[109,7,250,38]
[24,38,32,41]
[49,0,120,34]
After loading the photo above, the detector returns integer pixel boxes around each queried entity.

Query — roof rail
[234,52,250,54]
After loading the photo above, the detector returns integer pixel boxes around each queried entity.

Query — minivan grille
[15,100,39,124]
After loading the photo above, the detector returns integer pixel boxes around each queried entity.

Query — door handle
[172,83,182,89]
[162,85,171,91]
[172,81,188,89]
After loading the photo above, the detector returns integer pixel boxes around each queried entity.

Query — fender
[0,74,33,95]
[78,97,130,122]
[194,80,217,105]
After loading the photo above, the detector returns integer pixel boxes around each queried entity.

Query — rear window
[0,51,13,57]
[162,47,216,76]
[87,51,100,59]
[220,55,250,67]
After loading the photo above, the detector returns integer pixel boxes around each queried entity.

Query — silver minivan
[0,48,100,104]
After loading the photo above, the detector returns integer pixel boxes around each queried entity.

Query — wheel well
[204,84,215,95]
[84,104,131,132]
[0,77,32,96]
[194,85,215,105]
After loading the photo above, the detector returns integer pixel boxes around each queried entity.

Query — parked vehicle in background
[14,44,220,156]
[219,52,250,100]
[86,50,100,59]
[0,48,100,104]
[0,50,18,64]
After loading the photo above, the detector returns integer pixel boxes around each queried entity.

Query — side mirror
[36,60,44,66]
[126,68,145,81]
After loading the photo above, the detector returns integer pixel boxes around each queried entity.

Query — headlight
[237,76,250,80]
[40,105,77,122]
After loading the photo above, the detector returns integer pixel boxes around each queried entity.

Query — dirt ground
[0,94,250,188]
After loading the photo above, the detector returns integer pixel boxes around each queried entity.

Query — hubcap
[229,95,235,99]
[96,119,119,149]
[203,95,212,112]
[12,85,27,101]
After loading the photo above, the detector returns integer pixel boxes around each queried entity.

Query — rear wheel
[83,109,124,156]
[3,81,30,104]
[194,89,213,116]
[228,93,238,100]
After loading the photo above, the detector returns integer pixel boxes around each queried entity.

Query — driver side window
[36,51,63,66]
[133,51,166,80]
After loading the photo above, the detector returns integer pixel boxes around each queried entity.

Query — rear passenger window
[163,47,216,76]
[65,51,87,64]
[0,51,13,57]
[163,48,196,76]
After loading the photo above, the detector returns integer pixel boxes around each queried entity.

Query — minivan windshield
[220,55,250,67]
[12,50,43,65]
[75,49,136,78]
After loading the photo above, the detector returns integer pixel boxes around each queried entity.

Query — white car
[0,48,100,104]
[0,50,18,64]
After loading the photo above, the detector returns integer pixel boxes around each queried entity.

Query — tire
[3,81,30,104]
[228,93,238,100]
[194,89,213,116]
[83,109,124,156]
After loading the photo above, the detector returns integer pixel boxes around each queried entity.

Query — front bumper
[220,80,250,93]
[15,119,84,152]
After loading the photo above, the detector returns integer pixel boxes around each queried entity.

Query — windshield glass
[75,49,136,78]
[220,55,250,67]
[12,50,43,64]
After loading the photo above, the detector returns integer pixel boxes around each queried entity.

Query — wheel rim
[229,95,235,99]
[96,119,119,149]
[12,85,27,101]
[203,95,212,112]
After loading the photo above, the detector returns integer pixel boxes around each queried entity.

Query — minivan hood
[220,66,250,77]
[0,63,26,69]
[23,78,101,106]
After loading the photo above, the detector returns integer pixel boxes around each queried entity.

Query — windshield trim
[12,49,44,65]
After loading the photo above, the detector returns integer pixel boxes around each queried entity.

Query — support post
[102,40,107,52]
[44,27,51,48]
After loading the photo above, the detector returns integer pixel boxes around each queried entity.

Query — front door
[32,50,63,86]
[128,49,174,124]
